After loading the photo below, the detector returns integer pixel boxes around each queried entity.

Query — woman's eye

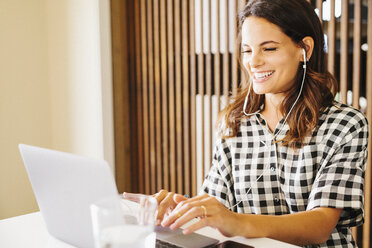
[264,47,277,51]
[242,50,252,54]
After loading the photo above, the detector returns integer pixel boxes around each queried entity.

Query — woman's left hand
[160,194,240,237]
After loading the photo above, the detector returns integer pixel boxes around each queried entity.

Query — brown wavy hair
[218,0,338,148]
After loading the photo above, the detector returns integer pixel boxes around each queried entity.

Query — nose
[249,51,264,68]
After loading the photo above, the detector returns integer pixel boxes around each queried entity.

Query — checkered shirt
[201,102,369,248]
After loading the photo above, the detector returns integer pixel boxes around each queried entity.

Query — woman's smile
[252,70,275,83]
[241,16,303,96]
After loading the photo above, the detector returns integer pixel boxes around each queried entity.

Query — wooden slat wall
[365,1,372,247]
[353,0,361,110]
[319,0,371,246]
[198,0,205,185]
[328,0,336,75]
[223,0,230,108]
[112,0,371,246]
[214,0,221,113]
[174,0,183,194]
[167,0,176,193]
[135,0,144,194]
[111,0,134,193]
[129,0,250,200]
[316,0,323,24]
[340,0,348,103]
[190,0,197,197]
[160,0,169,191]
[140,0,150,195]
[206,0,213,173]
[182,0,191,196]
[154,0,163,191]
[231,0,238,96]
[147,0,157,194]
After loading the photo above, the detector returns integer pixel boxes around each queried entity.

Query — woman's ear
[301,36,314,61]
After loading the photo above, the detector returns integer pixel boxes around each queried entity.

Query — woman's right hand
[152,190,188,225]
[123,190,188,225]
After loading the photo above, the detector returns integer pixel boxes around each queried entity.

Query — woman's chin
[252,86,269,95]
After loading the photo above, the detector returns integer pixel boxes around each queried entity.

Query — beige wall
[0,0,51,219]
[0,0,114,219]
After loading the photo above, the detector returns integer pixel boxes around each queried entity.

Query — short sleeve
[199,138,237,210]
[307,113,369,227]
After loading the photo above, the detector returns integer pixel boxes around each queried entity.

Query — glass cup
[90,194,158,248]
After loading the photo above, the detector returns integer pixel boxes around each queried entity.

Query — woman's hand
[160,194,240,237]
[124,190,188,225]
[153,190,188,225]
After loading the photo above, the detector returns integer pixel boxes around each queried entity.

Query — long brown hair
[218,0,337,148]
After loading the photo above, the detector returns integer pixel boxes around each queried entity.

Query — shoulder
[314,102,369,149]
[321,102,368,130]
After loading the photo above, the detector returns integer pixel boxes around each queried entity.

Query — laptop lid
[19,144,119,248]
[19,144,219,248]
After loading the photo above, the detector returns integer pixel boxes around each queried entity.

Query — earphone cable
[229,62,307,211]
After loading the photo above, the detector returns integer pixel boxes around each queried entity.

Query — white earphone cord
[228,57,307,210]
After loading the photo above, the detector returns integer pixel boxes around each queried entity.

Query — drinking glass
[90,195,157,248]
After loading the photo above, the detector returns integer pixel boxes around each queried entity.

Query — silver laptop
[19,144,219,248]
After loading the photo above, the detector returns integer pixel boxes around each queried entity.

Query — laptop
[19,144,219,248]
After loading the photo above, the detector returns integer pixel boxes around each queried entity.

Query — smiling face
[241,16,303,99]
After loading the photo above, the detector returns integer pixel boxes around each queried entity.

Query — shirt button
[270,167,275,172]
[274,196,280,203]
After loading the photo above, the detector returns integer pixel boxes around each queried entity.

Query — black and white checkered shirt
[201,102,369,248]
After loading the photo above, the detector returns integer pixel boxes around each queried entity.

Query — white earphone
[234,47,308,210]
[242,47,308,117]
[302,48,307,69]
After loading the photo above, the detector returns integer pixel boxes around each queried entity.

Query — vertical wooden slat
[190,0,198,196]
[198,0,205,180]
[134,0,144,193]
[352,0,361,109]
[327,0,336,75]
[238,0,246,85]
[111,0,133,193]
[223,0,229,108]
[364,2,372,247]
[206,0,213,172]
[214,0,221,114]
[231,0,238,96]
[175,0,183,194]
[316,0,323,24]
[147,0,156,194]
[153,0,163,191]
[140,0,150,195]
[340,0,348,104]
[160,0,169,191]
[167,0,176,192]
[182,0,190,195]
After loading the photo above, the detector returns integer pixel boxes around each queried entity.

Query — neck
[263,93,286,117]
[260,94,286,132]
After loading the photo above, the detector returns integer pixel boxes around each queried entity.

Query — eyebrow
[241,40,280,47]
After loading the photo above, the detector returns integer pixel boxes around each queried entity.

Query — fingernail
[170,224,177,230]
[156,219,161,225]
[161,219,168,227]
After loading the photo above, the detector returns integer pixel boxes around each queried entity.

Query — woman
[126,0,368,247]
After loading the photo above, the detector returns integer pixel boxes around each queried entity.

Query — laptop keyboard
[155,225,219,248]
[156,238,218,248]
[156,238,182,248]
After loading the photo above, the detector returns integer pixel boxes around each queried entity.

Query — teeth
[254,71,273,79]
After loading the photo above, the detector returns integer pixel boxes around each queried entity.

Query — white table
[0,212,299,248]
